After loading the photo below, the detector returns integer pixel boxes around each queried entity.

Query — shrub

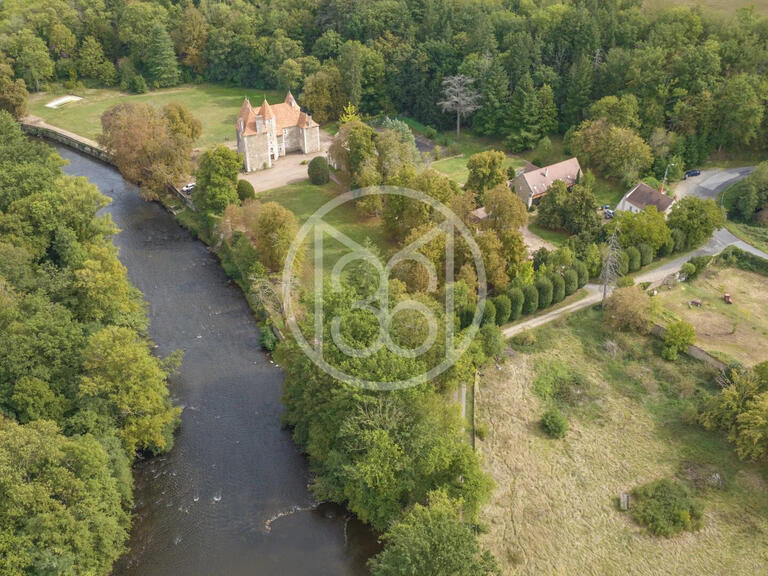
[680,262,696,279]
[482,299,496,326]
[604,286,651,333]
[563,269,578,295]
[479,323,503,359]
[492,294,511,325]
[260,322,278,352]
[541,408,569,438]
[550,273,565,304]
[687,255,712,279]
[618,250,630,275]
[672,228,686,252]
[574,260,589,287]
[535,276,553,309]
[626,246,641,272]
[662,321,695,361]
[424,126,438,139]
[639,243,654,266]
[522,284,539,315]
[507,287,524,322]
[616,276,634,287]
[632,479,703,537]
[533,360,591,404]
[237,179,255,202]
[308,156,330,185]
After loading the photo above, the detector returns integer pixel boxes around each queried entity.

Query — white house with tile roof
[511,158,582,208]
[235,92,321,172]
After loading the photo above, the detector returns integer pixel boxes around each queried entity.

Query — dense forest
[3,0,768,573]
[2,0,768,175]
[0,114,179,573]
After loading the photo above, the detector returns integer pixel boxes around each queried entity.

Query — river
[56,145,377,575]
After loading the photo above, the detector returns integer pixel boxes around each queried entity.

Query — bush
[479,323,503,359]
[507,287,524,322]
[687,255,712,279]
[492,294,511,325]
[672,228,687,252]
[541,408,569,438]
[662,321,695,361]
[616,275,635,288]
[237,179,255,202]
[632,479,703,537]
[482,299,496,326]
[535,276,553,309]
[424,126,438,139]
[308,156,330,185]
[550,273,565,304]
[574,260,589,287]
[522,284,539,315]
[563,269,578,295]
[604,286,652,334]
[260,322,279,352]
[127,74,147,94]
[618,250,630,275]
[626,246,641,272]
[680,262,696,280]
[639,243,654,266]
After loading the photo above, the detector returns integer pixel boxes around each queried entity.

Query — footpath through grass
[478,308,768,575]
[29,83,284,149]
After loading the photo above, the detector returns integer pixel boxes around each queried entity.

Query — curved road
[504,167,768,338]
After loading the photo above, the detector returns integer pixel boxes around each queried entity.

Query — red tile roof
[624,181,674,212]
[521,158,582,198]
[236,95,316,136]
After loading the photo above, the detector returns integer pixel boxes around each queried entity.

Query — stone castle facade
[235,92,321,172]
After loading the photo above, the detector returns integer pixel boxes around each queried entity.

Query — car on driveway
[181,182,196,193]
[604,208,614,219]
[600,204,611,211]
[684,170,701,179]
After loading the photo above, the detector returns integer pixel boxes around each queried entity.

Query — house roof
[236,94,316,137]
[623,181,674,212]
[521,157,582,197]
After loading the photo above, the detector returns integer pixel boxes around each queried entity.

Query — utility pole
[660,163,675,194]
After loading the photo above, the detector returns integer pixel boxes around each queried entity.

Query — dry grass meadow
[476,309,768,575]
[654,267,768,366]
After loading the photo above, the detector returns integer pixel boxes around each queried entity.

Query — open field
[432,154,524,186]
[258,180,392,280]
[28,83,284,149]
[645,0,768,14]
[477,309,768,575]
[654,266,768,366]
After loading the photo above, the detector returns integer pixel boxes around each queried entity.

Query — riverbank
[55,144,378,575]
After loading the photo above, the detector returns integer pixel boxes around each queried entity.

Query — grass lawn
[724,221,768,255]
[653,265,768,366]
[478,308,768,575]
[646,0,768,14]
[257,180,393,284]
[432,154,524,186]
[28,83,285,149]
[527,215,570,247]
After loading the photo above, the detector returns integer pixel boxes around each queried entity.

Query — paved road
[674,166,755,201]
[504,168,768,338]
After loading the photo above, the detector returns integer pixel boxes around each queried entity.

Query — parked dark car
[604,209,615,219]
[600,204,611,211]
[684,170,701,179]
